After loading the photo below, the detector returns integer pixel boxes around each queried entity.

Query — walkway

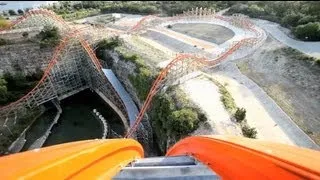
[102,69,139,127]
[253,19,320,58]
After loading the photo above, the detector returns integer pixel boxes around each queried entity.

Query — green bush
[100,37,121,49]
[242,125,257,138]
[293,22,320,41]
[297,15,317,26]
[129,67,155,100]
[219,85,236,113]
[168,108,199,137]
[100,2,160,15]
[235,107,246,123]
[281,13,304,28]
[17,9,24,15]
[226,2,320,41]
[96,37,122,60]
[26,67,44,81]
[247,4,266,17]
[150,91,205,153]
[0,38,7,46]
[8,9,17,16]
[121,54,146,70]
[0,71,41,105]
[37,26,61,48]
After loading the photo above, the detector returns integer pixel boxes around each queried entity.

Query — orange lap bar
[0,139,143,180]
[166,135,320,179]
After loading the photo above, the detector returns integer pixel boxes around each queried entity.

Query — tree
[247,4,265,17]
[297,15,316,26]
[8,10,17,16]
[17,9,24,15]
[281,13,304,28]
[235,108,246,123]
[293,22,320,41]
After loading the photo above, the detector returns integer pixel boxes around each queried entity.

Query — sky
[0,1,58,11]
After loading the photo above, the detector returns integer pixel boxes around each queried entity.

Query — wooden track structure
[0,9,128,135]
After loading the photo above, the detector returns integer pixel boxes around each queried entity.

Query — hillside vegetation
[226,1,320,41]
[42,1,233,20]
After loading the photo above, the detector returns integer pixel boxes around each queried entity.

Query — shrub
[167,24,172,28]
[235,108,246,123]
[242,125,257,138]
[8,10,17,16]
[293,22,320,41]
[22,32,29,38]
[26,67,43,81]
[219,85,236,113]
[0,38,7,46]
[37,26,61,48]
[129,67,155,100]
[168,108,199,137]
[17,9,24,15]
[247,4,265,17]
[97,37,121,50]
[281,13,304,28]
[297,15,316,26]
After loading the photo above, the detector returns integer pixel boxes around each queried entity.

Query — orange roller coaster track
[0,9,67,33]
[125,38,262,138]
[0,8,263,138]
[124,12,264,137]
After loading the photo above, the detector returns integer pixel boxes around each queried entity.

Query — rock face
[0,43,53,75]
[104,50,157,156]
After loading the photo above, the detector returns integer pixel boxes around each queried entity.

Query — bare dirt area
[178,75,242,136]
[170,23,235,45]
[237,36,320,144]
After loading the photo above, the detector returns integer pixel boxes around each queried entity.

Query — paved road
[253,19,320,58]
